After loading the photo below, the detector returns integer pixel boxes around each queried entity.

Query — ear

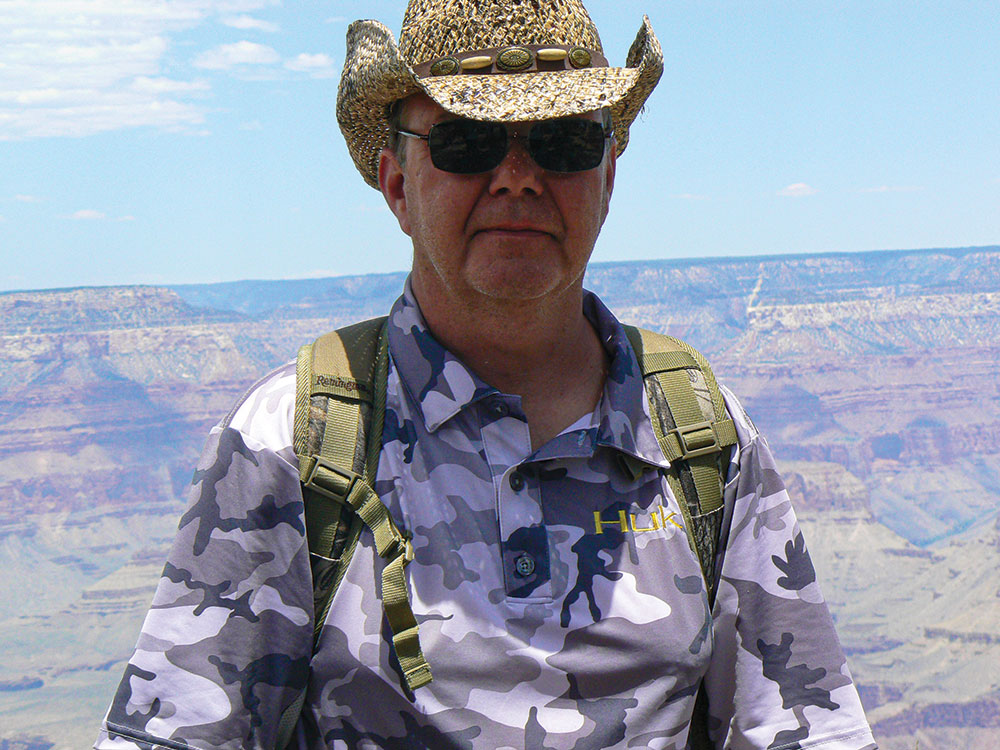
[602,142,617,220]
[379,147,411,236]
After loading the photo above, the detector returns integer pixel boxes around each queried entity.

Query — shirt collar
[386,278,669,469]
[387,279,497,433]
[577,291,669,469]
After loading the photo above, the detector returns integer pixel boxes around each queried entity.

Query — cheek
[405,180,469,259]
[563,183,609,239]
[425,188,479,240]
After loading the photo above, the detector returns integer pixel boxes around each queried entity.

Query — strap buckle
[669,420,721,460]
[305,456,415,563]
[382,527,415,564]
[400,535,415,564]
[302,455,360,503]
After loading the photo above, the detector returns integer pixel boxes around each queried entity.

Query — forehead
[396,94,448,127]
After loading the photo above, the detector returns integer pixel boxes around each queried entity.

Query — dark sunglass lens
[528,119,606,172]
[427,121,507,174]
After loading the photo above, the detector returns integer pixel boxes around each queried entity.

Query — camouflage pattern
[96,284,876,750]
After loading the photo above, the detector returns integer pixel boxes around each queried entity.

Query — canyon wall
[1,246,997,749]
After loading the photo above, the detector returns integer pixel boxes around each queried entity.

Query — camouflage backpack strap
[624,325,737,602]
[625,326,737,750]
[278,317,433,746]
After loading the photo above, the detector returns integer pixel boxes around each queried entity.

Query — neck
[411,276,607,449]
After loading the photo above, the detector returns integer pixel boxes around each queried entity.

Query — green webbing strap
[624,326,736,750]
[299,455,433,691]
[298,319,384,561]
[296,320,433,694]
[625,326,737,518]
[322,397,361,471]
[306,397,363,558]
[309,326,388,647]
[654,367,727,514]
[293,344,312,459]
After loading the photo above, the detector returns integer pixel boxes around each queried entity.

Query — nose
[488,129,544,196]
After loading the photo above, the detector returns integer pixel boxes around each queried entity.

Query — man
[97,1,877,748]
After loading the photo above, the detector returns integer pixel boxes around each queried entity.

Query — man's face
[379,94,616,310]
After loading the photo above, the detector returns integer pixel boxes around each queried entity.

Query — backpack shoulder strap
[297,316,432,692]
[623,325,737,603]
[278,317,432,746]
[294,317,384,573]
[624,326,737,750]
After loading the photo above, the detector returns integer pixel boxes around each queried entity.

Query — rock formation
[1,246,997,747]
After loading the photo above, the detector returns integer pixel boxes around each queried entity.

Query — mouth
[475,225,554,239]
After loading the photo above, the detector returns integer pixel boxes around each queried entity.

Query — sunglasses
[395,118,612,174]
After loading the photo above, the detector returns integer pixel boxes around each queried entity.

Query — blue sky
[1,0,998,293]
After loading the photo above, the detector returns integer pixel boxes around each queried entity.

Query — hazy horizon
[4,241,999,296]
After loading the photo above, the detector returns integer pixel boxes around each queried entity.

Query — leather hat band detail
[414,45,608,78]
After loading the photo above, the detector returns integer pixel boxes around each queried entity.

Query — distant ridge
[170,272,408,317]
[2,243,995,303]
[0,285,246,335]
[162,244,1000,318]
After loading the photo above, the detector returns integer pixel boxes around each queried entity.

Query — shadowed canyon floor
[1,246,998,748]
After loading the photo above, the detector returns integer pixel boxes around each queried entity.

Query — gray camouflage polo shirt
[96,284,877,750]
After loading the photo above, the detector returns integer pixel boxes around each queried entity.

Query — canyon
[1,246,998,749]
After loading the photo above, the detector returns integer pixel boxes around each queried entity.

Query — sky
[1,0,998,293]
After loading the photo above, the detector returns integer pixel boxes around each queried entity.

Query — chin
[466,261,572,302]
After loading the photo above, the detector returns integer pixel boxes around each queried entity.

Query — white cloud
[777,182,818,197]
[66,209,137,221]
[859,185,923,194]
[14,194,42,202]
[130,76,211,95]
[70,209,108,220]
[285,53,336,78]
[324,16,348,24]
[193,40,281,69]
[223,15,279,32]
[0,0,276,140]
[1,96,206,139]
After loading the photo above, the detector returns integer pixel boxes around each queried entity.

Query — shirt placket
[479,395,553,601]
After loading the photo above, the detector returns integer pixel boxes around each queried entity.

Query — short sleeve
[95,424,313,750]
[703,389,877,750]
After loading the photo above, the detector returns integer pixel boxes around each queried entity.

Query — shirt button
[509,472,525,492]
[488,401,509,419]
[514,553,536,577]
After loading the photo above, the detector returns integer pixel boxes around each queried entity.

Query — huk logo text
[594,506,683,534]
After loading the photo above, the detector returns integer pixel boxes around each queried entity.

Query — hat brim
[337,16,663,188]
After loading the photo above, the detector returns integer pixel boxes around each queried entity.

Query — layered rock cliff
[1,246,997,748]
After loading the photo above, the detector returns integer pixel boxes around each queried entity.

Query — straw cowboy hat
[336,0,664,188]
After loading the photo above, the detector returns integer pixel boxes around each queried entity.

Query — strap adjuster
[302,456,360,502]
[380,530,414,563]
[668,420,721,460]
